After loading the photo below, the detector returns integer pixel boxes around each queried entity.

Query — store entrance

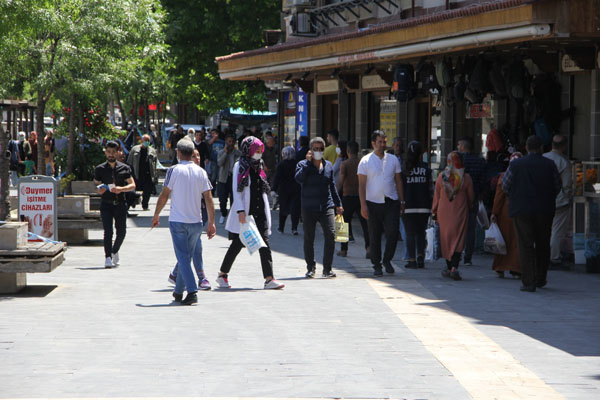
[322,94,338,138]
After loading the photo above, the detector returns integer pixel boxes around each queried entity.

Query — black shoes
[416,256,425,269]
[405,261,418,269]
[442,269,462,281]
[520,285,536,292]
[322,270,337,278]
[383,261,395,274]
[172,292,183,302]
[181,292,198,305]
[373,267,383,277]
[305,268,316,278]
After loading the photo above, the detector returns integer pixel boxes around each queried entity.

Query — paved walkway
[1,197,599,399]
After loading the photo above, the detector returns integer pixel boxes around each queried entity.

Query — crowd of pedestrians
[84,123,571,304]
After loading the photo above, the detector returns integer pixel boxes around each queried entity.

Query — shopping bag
[484,222,507,255]
[425,220,441,261]
[334,214,349,243]
[239,216,267,255]
[476,200,490,229]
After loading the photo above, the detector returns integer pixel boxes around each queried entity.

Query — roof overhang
[217,4,554,81]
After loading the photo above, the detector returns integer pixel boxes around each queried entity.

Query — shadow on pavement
[0,285,57,300]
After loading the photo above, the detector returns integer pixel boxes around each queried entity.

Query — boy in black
[94,141,136,268]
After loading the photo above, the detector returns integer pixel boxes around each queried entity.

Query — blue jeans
[169,221,203,294]
[171,233,205,280]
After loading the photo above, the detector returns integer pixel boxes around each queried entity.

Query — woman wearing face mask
[216,136,285,290]
[295,137,344,279]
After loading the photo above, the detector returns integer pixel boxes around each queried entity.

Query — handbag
[484,222,507,255]
[239,216,267,255]
[334,214,349,243]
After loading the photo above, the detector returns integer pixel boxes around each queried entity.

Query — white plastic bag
[484,222,507,255]
[425,227,435,261]
[476,200,490,229]
[239,216,267,255]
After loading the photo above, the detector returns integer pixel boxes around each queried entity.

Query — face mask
[313,151,323,161]
[252,152,262,160]
[143,141,150,148]
[335,147,341,155]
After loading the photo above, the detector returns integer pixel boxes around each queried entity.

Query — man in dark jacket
[295,137,343,279]
[502,135,561,292]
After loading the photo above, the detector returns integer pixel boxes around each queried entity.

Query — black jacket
[273,159,300,195]
[295,159,341,212]
[403,161,433,213]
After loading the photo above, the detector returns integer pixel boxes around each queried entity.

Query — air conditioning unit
[291,12,317,36]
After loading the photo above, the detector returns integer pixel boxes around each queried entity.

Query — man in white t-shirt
[152,139,216,305]
[358,130,405,277]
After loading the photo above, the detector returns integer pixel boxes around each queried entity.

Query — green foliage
[54,139,106,181]
[161,0,280,114]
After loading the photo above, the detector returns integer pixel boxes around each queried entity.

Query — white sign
[18,177,57,240]
[561,54,584,73]
[317,79,339,94]
[362,74,390,90]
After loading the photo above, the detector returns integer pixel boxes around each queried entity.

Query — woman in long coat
[432,151,474,280]
[490,152,522,278]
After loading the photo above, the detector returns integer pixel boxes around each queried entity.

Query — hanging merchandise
[466,58,489,104]
[393,64,416,102]
[417,61,440,95]
[506,59,528,101]
[489,62,508,98]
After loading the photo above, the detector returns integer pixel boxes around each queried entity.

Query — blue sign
[296,88,308,138]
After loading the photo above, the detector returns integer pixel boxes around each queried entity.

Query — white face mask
[335,147,341,155]
[252,152,262,160]
[313,151,323,161]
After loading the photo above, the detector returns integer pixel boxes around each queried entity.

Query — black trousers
[341,195,370,251]
[220,213,273,279]
[514,214,553,288]
[217,174,233,217]
[403,213,429,260]
[137,174,154,209]
[302,208,335,272]
[367,199,400,267]
[278,190,300,231]
[100,202,127,258]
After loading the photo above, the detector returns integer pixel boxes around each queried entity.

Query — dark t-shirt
[169,131,185,149]
[94,161,132,204]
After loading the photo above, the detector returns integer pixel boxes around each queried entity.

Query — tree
[161,0,281,114]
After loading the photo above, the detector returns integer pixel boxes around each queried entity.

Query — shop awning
[216,2,552,81]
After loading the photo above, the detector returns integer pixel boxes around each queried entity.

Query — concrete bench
[57,195,103,244]
[0,223,66,293]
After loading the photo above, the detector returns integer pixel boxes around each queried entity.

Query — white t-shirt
[357,152,402,203]
[165,161,212,223]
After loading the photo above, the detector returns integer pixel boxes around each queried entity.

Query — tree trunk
[78,103,87,166]
[67,93,76,176]
[0,124,10,221]
[35,95,47,175]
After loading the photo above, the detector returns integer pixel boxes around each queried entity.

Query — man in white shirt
[543,135,572,265]
[358,130,405,277]
[152,139,216,305]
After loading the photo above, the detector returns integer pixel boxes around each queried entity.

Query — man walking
[153,139,216,305]
[295,137,343,278]
[94,141,136,268]
[127,134,158,210]
[502,135,561,292]
[359,131,405,277]
[457,136,486,265]
[217,133,241,224]
[543,134,573,266]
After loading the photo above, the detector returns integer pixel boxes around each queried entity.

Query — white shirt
[357,152,402,203]
[165,161,212,223]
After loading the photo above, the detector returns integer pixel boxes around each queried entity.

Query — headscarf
[237,136,270,193]
[281,146,295,160]
[442,151,464,201]
[509,151,523,162]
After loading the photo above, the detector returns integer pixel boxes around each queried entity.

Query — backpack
[418,61,439,94]
[393,64,416,102]
[435,58,453,88]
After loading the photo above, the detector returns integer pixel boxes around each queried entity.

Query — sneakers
[305,268,316,278]
[292,230,299,236]
[111,253,119,266]
[264,279,285,289]
[219,215,225,224]
[198,278,211,291]
[383,261,395,274]
[181,292,198,305]
[172,292,183,302]
[216,274,231,288]
[104,257,114,269]
[405,260,418,269]
[168,273,177,285]
[463,260,473,266]
[322,270,337,278]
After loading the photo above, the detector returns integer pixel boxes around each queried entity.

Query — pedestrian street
[0,198,599,400]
